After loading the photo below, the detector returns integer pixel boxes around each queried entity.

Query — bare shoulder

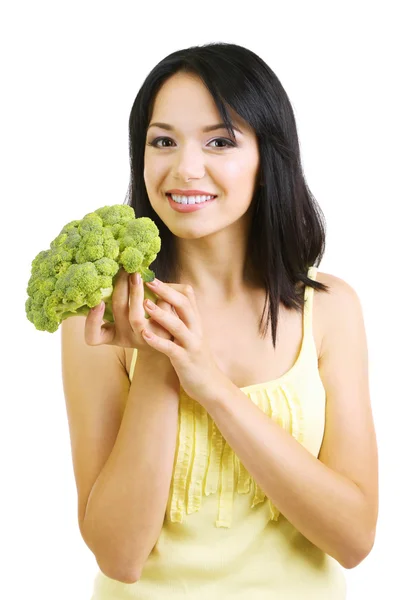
[316,269,358,291]
[314,270,363,359]
[315,269,359,299]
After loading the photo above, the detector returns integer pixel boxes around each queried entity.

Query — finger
[111,268,130,321]
[144,299,190,346]
[157,299,173,312]
[128,272,146,330]
[84,301,115,346]
[145,280,199,331]
[156,300,175,320]
[141,328,181,360]
[149,300,177,340]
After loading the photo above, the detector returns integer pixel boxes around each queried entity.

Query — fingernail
[131,273,141,285]
[146,278,159,287]
[92,302,103,311]
[145,299,156,309]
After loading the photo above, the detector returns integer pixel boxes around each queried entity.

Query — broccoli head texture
[25,204,161,333]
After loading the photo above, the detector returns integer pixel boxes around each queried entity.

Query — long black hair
[125,42,330,348]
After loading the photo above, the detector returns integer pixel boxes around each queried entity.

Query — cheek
[143,161,152,187]
[144,159,169,191]
[221,159,245,179]
[223,154,258,184]
[144,158,155,174]
[224,167,258,204]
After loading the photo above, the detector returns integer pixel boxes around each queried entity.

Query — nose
[172,142,205,181]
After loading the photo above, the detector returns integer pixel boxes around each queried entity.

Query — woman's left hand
[141,278,227,405]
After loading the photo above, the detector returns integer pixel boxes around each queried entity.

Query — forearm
[82,353,180,582]
[204,378,372,569]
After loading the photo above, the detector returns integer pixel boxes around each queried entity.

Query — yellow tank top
[91,265,346,599]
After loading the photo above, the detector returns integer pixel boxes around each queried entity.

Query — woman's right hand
[84,268,173,355]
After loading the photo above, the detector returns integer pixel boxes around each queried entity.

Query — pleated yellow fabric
[91,265,347,599]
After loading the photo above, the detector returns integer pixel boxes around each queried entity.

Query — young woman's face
[144,72,260,240]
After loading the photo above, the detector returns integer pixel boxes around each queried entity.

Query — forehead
[150,74,249,135]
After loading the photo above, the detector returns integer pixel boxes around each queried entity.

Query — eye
[147,137,236,149]
[209,138,236,149]
[147,137,173,148]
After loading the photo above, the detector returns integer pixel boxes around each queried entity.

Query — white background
[1,1,410,598]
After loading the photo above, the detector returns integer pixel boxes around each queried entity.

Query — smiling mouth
[166,193,217,203]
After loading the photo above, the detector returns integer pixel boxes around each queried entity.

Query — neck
[174,231,258,304]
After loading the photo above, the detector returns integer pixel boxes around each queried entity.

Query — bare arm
[81,352,180,583]
[200,276,378,569]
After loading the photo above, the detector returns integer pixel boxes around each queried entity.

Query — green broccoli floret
[25,204,161,333]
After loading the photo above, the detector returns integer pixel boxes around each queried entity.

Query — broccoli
[25,204,161,333]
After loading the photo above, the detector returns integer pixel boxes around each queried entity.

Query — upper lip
[166,189,217,196]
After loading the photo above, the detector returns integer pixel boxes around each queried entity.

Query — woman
[61,42,378,599]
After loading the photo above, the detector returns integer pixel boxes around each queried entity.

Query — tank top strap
[303,265,318,342]
[129,347,138,382]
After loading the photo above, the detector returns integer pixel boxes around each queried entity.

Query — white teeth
[170,194,215,204]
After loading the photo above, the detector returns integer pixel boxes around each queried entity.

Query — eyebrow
[147,122,243,135]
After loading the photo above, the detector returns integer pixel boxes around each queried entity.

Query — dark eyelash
[147,137,236,149]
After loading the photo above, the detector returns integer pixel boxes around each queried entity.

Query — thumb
[84,302,114,346]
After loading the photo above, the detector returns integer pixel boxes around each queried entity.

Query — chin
[168,223,212,239]
[153,201,234,240]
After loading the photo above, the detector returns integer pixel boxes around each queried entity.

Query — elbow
[82,525,146,584]
[97,558,143,584]
[340,528,376,570]
[118,570,142,585]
